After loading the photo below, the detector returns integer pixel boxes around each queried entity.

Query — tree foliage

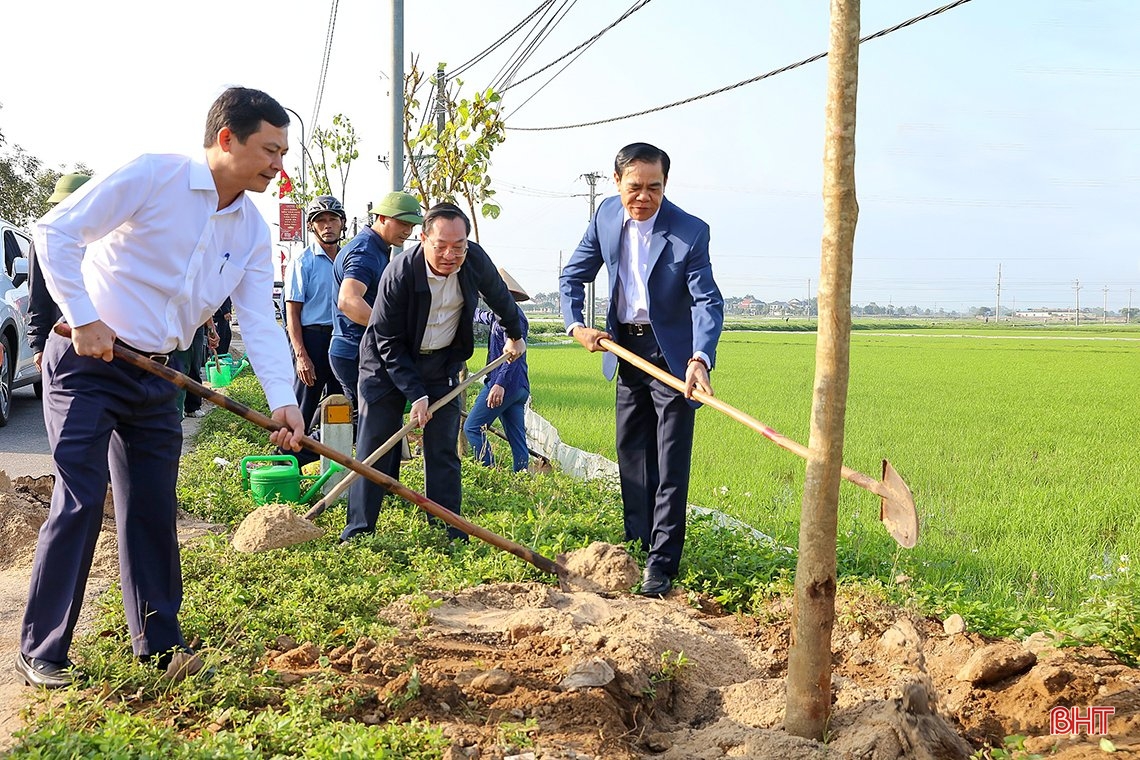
[278,113,360,213]
[403,56,506,241]
[0,118,92,226]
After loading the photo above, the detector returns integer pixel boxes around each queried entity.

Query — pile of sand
[556,541,640,593]
[231,503,323,553]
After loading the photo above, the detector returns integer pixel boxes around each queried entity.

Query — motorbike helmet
[305,195,347,225]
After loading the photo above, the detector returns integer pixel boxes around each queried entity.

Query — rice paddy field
[513,323,1140,616]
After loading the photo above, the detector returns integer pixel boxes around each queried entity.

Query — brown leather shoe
[15,652,75,689]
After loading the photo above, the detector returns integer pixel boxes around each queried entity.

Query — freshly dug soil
[231,503,324,553]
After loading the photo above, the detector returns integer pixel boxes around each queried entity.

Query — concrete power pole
[582,172,602,328]
[390,0,405,192]
[1073,279,1081,327]
[1129,288,1134,324]
[435,65,447,136]
[1103,285,1109,324]
[995,263,1001,322]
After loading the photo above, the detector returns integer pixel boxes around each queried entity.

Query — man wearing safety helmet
[283,195,347,439]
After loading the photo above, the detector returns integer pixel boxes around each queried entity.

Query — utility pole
[435,65,447,136]
[1103,285,1109,324]
[995,263,1001,322]
[1129,288,1134,324]
[581,172,602,328]
[390,0,405,192]
[807,278,812,316]
[1073,279,1081,327]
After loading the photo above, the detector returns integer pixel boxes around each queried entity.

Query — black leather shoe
[639,569,673,597]
[15,652,75,689]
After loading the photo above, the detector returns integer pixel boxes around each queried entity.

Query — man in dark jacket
[341,203,524,542]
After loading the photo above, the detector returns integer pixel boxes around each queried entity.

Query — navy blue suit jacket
[560,195,724,381]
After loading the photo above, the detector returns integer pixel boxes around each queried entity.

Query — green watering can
[206,354,234,387]
[240,455,345,505]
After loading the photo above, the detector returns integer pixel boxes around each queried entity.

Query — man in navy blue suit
[560,142,724,597]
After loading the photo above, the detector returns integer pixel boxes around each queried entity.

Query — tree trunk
[784,0,861,741]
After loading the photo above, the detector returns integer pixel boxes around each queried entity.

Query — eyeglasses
[425,239,468,257]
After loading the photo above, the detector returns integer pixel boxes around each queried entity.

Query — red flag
[279,169,294,197]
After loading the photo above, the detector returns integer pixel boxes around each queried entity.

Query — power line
[311,0,341,131]
[504,31,601,120]
[508,0,975,132]
[503,0,655,93]
[491,0,579,93]
[451,0,556,78]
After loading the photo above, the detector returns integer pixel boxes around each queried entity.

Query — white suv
[0,219,40,425]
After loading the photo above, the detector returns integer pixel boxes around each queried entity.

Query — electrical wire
[503,0,654,93]
[310,0,340,131]
[452,0,556,78]
[508,0,975,132]
[491,0,579,93]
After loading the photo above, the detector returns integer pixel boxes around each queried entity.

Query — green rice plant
[527,328,1140,627]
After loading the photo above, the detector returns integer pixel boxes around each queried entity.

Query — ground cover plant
[525,325,1140,656]
[5,361,1138,756]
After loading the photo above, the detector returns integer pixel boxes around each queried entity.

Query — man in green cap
[329,191,423,421]
[27,173,93,371]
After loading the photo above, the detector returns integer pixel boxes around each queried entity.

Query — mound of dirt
[261,583,1140,758]
[231,503,323,553]
[556,541,640,593]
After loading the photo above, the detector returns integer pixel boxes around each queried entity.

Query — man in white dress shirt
[17,86,305,688]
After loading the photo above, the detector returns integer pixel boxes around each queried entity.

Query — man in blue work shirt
[464,268,532,472]
[329,191,422,421]
[284,195,347,439]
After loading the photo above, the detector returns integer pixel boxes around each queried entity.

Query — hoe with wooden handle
[599,337,918,548]
[53,325,563,574]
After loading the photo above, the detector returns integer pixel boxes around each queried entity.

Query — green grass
[9,345,1138,754]
[523,328,1140,621]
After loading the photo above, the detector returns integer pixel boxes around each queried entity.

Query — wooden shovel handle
[598,337,889,499]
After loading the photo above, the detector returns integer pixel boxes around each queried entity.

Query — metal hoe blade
[879,460,917,548]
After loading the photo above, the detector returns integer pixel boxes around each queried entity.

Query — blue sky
[3,0,1136,311]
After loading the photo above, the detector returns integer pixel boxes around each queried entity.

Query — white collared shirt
[421,257,464,350]
[616,208,659,324]
[34,152,296,411]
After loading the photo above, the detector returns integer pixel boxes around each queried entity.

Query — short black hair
[203,87,289,148]
[614,142,670,180]
[422,202,471,236]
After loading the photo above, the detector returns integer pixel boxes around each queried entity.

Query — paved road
[0,330,243,480]
[0,387,51,478]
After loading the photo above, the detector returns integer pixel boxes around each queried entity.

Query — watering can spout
[299,462,346,504]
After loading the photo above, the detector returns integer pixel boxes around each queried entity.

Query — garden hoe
[54,325,564,575]
[599,338,919,548]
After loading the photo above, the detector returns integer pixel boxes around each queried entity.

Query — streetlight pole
[283,106,308,246]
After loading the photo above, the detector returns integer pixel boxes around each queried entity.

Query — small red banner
[279,203,303,242]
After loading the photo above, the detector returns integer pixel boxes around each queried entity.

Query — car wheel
[0,335,11,427]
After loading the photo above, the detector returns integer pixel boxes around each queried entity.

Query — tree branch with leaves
[403,56,506,241]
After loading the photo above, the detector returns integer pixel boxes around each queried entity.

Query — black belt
[302,324,334,334]
[619,323,653,337]
[117,342,173,366]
